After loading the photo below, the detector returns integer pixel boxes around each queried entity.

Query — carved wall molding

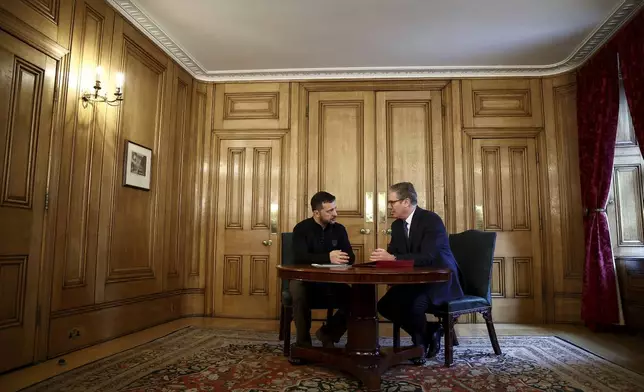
[107,0,643,81]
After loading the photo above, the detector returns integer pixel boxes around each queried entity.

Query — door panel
[307,92,376,264]
[374,91,445,303]
[375,91,445,246]
[214,139,281,318]
[472,138,543,323]
[0,30,56,372]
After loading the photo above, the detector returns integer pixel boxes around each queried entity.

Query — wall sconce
[81,66,124,108]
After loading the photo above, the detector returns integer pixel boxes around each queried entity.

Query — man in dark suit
[370,182,463,363]
[291,191,355,348]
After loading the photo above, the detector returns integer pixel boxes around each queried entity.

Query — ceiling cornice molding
[107,0,643,82]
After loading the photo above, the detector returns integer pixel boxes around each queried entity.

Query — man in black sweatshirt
[290,191,355,348]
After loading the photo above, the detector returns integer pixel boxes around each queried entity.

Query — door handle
[381,228,392,235]
[262,240,273,246]
[360,228,371,234]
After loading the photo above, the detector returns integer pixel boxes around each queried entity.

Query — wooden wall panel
[51,0,115,312]
[94,19,172,303]
[491,258,505,297]
[462,79,543,128]
[0,0,72,42]
[187,82,212,290]
[214,83,289,129]
[0,256,27,328]
[164,65,192,291]
[542,73,583,323]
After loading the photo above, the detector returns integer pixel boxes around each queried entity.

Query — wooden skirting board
[48,290,205,357]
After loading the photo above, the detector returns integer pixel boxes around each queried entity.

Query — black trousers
[377,284,435,346]
[289,280,351,345]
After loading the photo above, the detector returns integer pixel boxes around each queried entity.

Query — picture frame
[123,140,152,191]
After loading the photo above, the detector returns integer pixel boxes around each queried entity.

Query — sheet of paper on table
[311,264,350,268]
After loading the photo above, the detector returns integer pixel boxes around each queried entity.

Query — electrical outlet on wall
[68,328,81,340]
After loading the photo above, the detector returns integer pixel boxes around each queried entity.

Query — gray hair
[389,182,418,206]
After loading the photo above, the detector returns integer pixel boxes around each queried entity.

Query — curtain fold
[576,42,621,327]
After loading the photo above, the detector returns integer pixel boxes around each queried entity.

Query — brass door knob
[382,228,392,235]
[262,240,273,246]
[360,228,371,234]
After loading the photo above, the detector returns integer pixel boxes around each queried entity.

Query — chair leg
[279,305,285,341]
[283,306,293,357]
[443,315,455,367]
[393,323,400,349]
[451,326,459,347]
[482,309,502,355]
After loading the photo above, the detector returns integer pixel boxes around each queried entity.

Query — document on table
[311,264,350,268]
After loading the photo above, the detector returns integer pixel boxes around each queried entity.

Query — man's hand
[330,250,350,264]
[369,248,395,261]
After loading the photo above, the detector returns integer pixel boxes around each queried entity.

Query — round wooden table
[277,264,451,392]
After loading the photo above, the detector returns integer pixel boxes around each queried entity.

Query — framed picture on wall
[123,140,152,191]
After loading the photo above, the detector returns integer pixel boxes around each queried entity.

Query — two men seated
[290,182,464,362]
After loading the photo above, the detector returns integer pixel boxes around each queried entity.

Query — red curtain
[617,10,644,156]
[576,42,621,327]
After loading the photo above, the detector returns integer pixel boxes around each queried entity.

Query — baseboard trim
[48,290,205,357]
[51,288,205,318]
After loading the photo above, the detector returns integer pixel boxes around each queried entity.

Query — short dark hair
[311,191,336,211]
[389,182,418,206]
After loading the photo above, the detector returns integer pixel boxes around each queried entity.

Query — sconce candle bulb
[95,66,103,82]
[81,67,124,108]
[115,72,124,89]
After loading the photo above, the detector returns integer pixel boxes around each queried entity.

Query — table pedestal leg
[290,284,424,391]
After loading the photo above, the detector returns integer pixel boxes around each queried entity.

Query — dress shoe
[411,351,427,366]
[315,327,335,348]
[425,323,444,358]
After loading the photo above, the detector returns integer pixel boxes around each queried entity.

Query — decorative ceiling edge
[107,0,643,82]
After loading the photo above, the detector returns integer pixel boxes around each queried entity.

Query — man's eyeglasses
[387,199,405,206]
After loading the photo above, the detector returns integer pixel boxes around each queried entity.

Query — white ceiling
[109,0,644,81]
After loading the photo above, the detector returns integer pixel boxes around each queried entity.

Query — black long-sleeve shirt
[292,217,355,265]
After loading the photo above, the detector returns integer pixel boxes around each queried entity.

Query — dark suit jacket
[387,207,464,305]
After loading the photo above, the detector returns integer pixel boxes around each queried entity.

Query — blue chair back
[448,230,497,305]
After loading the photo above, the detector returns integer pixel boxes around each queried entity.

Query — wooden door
[472,138,544,323]
[375,91,445,246]
[374,91,445,302]
[214,139,281,318]
[307,91,376,263]
[0,30,57,372]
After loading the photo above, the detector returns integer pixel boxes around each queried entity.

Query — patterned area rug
[22,326,644,392]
